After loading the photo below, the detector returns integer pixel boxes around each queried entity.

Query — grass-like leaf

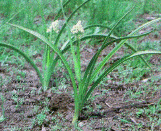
[8,23,77,92]
[0,42,43,83]
[84,50,161,103]
[91,18,161,83]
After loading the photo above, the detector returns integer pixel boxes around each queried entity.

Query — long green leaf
[56,30,151,64]
[91,18,161,83]
[81,6,136,93]
[8,23,77,93]
[79,31,152,107]
[0,42,43,83]
[111,31,152,69]
[90,31,153,82]
[60,30,151,62]
[84,24,151,69]
[50,31,151,78]
[84,50,161,104]
[124,42,151,69]
[48,31,152,92]
[49,31,152,87]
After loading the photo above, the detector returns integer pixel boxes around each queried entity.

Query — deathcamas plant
[0,0,92,91]
[0,0,161,125]
[67,19,161,124]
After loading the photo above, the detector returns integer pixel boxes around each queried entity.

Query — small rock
[141,78,149,83]
[41,125,46,131]
[78,122,84,127]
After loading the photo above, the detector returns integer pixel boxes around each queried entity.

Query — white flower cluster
[46,20,59,33]
[71,20,84,34]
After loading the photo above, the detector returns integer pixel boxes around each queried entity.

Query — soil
[0,14,161,131]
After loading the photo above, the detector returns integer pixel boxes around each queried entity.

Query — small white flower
[46,20,59,33]
[71,20,84,34]
[46,26,52,33]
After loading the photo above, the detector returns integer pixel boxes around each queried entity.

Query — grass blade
[84,50,161,103]
[8,23,77,93]
[90,18,161,85]
[81,6,136,92]
[84,23,151,69]
[0,42,43,83]
[111,34,152,68]
[90,31,153,82]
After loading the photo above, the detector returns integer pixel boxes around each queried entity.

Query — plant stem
[76,35,81,83]
[72,101,79,125]
[42,44,50,91]
[1,95,5,118]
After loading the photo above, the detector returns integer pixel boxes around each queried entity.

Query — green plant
[51,116,64,130]
[136,109,145,118]
[1,0,161,126]
[68,16,161,125]
[36,113,46,126]
[1,0,94,92]
[11,90,24,109]
[0,94,6,122]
